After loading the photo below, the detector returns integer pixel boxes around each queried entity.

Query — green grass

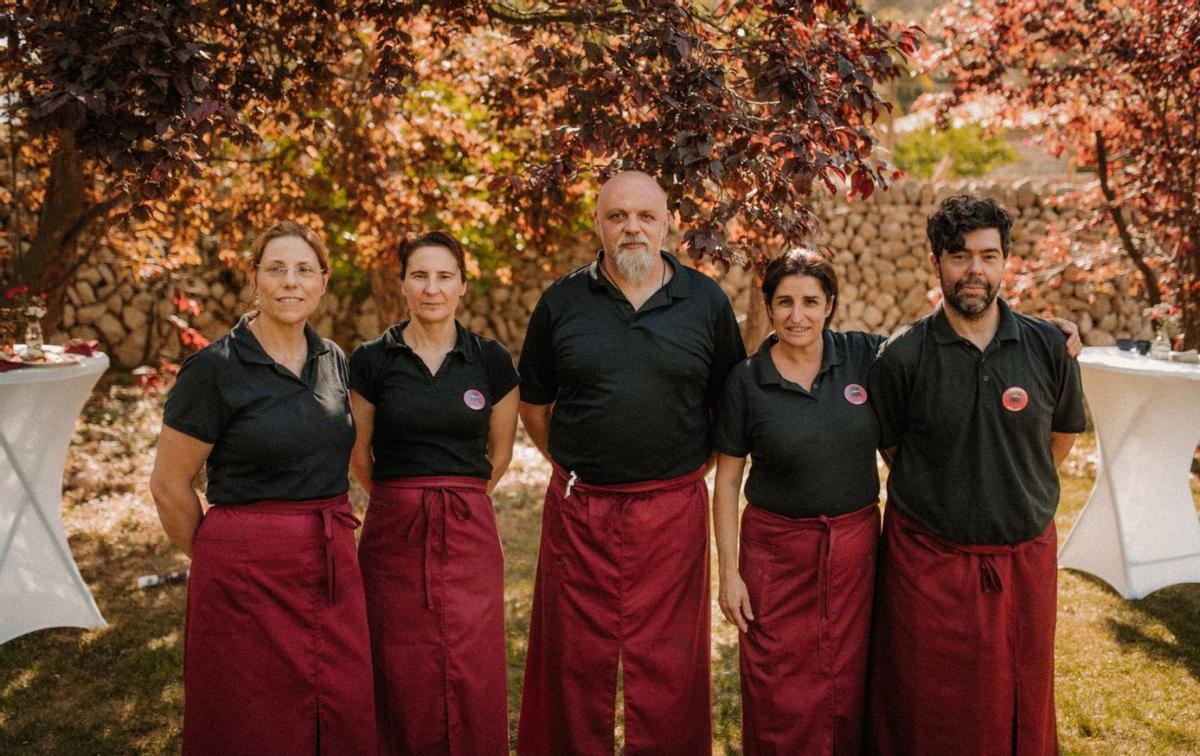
[1,390,1198,754]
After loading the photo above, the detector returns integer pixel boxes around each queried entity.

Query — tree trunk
[13,131,87,331]
[1181,234,1199,350]
[1095,132,1161,308]
[740,280,769,354]
[368,259,407,327]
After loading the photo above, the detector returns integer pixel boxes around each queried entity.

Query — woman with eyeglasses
[150,221,375,754]
[349,231,519,755]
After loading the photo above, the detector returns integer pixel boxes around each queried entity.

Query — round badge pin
[463,389,486,411]
[1002,386,1029,412]
[844,383,868,405]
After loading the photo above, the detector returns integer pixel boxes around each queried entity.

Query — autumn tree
[2,1,917,347]
[921,0,1200,348]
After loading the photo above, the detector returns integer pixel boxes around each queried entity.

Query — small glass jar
[1149,328,1171,360]
[23,304,45,360]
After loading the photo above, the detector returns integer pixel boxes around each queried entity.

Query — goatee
[611,247,657,282]
[943,278,996,319]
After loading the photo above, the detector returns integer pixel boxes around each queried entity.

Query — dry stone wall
[55,179,1148,370]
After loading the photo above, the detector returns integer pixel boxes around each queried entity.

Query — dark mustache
[956,278,990,291]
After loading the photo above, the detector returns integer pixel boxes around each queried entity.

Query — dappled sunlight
[1,389,1198,752]
[146,630,180,652]
[1,665,38,701]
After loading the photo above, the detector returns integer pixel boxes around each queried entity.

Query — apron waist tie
[321,508,362,605]
[980,555,1003,594]
[411,487,476,610]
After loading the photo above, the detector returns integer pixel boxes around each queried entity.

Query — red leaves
[5,1,919,329]
[171,288,201,318]
[850,169,875,200]
[927,0,1200,346]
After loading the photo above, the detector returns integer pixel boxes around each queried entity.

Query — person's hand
[718,572,755,633]
[1049,317,1082,358]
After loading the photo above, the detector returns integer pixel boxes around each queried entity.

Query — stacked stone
[52,179,1152,370]
[711,179,1150,345]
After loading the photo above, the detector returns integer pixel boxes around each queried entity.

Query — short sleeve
[706,295,748,409]
[162,350,229,444]
[484,339,520,401]
[348,343,379,405]
[712,368,751,457]
[1052,351,1087,433]
[518,295,558,405]
[330,341,350,387]
[867,341,911,450]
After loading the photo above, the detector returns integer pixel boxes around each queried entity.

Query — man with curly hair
[867,194,1086,755]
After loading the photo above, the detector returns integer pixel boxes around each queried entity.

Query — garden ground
[1,381,1198,754]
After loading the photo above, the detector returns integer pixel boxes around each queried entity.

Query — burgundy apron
[358,476,507,756]
[518,466,711,755]
[183,494,376,756]
[868,508,1058,756]
[739,502,880,756]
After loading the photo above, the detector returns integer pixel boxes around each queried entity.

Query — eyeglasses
[256,263,325,280]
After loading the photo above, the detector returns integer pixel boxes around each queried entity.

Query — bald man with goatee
[517,171,746,754]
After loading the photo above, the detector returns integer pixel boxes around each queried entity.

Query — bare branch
[1095,130,1160,305]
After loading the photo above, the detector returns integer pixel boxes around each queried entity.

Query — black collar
[382,319,474,363]
[930,298,1021,346]
[753,330,844,387]
[229,313,330,366]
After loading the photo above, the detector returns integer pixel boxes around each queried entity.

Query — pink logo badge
[844,384,868,405]
[1002,386,1029,412]
[463,389,486,411]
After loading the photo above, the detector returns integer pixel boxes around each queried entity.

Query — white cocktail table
[0,351,110,643]
[1058,347,1200,599]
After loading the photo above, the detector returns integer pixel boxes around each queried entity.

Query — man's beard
[942,276,997,319]
[610,241,657,282]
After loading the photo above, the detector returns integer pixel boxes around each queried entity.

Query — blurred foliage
[894,124,1016,179]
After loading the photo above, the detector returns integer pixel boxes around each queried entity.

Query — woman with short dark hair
[349,231,518,755]
[712,247,883,755]
[714,242,1081,755]
[150,220,376,754]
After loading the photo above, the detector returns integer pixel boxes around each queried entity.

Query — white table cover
[1058,347,1200,599]
[0,352,109,643]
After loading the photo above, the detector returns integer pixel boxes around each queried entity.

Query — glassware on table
[1149,329,1171,361]
[23,303,47,361]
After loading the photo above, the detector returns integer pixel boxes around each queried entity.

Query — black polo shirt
[714,330,884,519]
[349,321,519,480]
[519,250,746,485]
[868,299,1086,545]
[162,314,355,505]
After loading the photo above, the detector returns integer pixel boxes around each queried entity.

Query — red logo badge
[463,389,486,410]
[844,384,868,405]
[1002,386,1029,412]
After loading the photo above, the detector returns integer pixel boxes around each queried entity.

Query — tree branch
[1095,130,1160,305]
[61,193,130,251]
